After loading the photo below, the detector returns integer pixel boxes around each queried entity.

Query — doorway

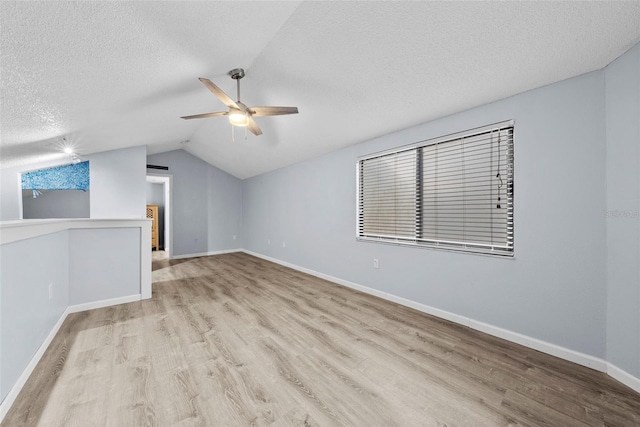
[146,174,172,257]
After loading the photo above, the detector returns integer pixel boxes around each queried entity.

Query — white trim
[146,173,173,256]
[0,293,143,423]
[140,223,152,299]
[469,319,606,371]
[607,363,640,394]
[242,250,610,373]
[171,249,241,260]
[16,171,23,220]
[0,218,151,245]
[357,119,515,161]
[165,177,172,255]
[67,294,141,314]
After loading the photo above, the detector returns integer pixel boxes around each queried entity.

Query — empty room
[1,1,640,426]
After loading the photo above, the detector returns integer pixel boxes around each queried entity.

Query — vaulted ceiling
[2,1,640,179]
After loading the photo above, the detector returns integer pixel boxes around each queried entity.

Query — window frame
[356,120,514,257]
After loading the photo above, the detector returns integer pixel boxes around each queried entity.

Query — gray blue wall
[68,228,141,305]
[89,146,147,219]
[146,150,243,257]
[605,43,640,379]
[244,70,609,360]
[0,231,69,403]
[21,189,90,219]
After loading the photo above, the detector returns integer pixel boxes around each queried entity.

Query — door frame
[146,173,173,257]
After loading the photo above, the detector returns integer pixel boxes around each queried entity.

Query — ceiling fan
[181,68,298,136]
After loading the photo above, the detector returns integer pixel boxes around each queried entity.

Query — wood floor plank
[3,252,640,426]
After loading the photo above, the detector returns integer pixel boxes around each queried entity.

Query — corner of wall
[603,41,640,381]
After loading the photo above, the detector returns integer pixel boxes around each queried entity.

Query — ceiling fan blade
[249,106,299,116]
[180,111,228,120]
[247,117,263,136]
[199,78,240,110]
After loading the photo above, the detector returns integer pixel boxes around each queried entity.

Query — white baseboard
[171,248,241,260]
[468,318,607,371]
[608,363,640,394]
[67,294,141,313]
[242,250,614,374]
[0,306,70,422]
[0,294,142,423]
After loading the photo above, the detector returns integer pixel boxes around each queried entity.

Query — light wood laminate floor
[3,253,640,426]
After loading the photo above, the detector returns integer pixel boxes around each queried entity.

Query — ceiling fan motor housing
[229,68,245,80]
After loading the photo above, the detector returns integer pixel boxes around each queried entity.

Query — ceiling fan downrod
[229,68,245,102]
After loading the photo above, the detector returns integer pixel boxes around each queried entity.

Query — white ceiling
[2,1,640,179]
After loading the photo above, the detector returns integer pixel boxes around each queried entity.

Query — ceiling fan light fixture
[228,110,248,127]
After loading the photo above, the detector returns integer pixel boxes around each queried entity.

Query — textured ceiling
[2,1,640,178]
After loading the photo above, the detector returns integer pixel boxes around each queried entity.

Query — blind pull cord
[496,131,503,209]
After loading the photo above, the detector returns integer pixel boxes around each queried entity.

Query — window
[357,121,514,256]
[21,161,90,219]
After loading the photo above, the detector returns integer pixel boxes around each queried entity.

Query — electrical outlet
[233,235,236,240]
[48,283,53,299]
[282,241,286,248]
[268,239,271,245]
[373,259,379,269]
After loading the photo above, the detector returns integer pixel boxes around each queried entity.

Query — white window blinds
[358,121,514,256]
[360,149,417,240]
